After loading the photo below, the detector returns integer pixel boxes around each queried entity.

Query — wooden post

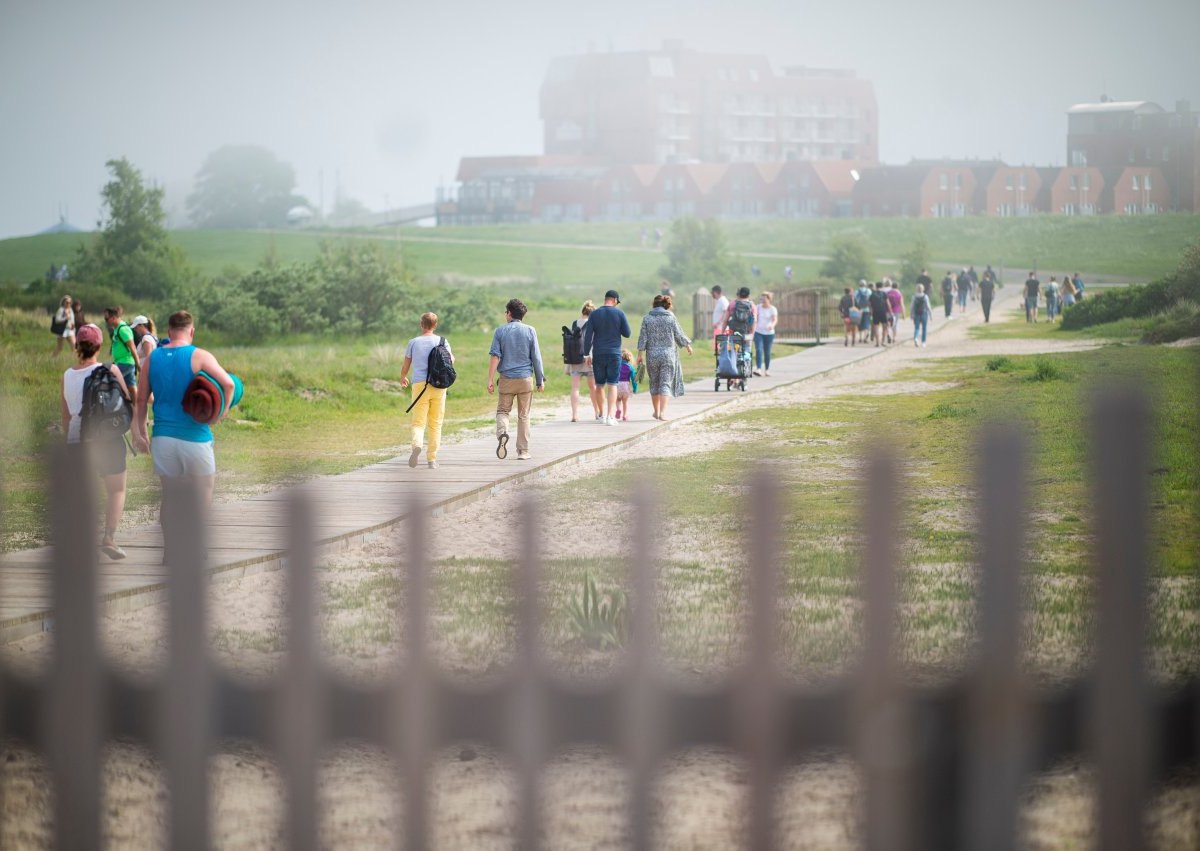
[1093,388,1150,851]
[281,490,321,851]
[626,480,660,851]
[47,444,103,851]
[856,452,911,851]
[512,494,545,850]
[401,496,433,851]
[160,477,212,850]
[965,425,1028,851]
[743,469,781,851]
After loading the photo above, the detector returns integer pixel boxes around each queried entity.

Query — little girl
[615,349,635,421]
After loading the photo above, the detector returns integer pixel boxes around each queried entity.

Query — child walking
[615,349,635,421]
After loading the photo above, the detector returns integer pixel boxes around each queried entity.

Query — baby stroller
[714,331,751,391]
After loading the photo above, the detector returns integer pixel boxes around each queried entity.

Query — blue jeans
[956,290,968,309]
[1046,295,1058,320]
[754,332,774,369]
[913,314,928,343]
[116,362,137,392]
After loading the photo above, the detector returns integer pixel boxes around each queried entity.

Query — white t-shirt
[405,334,452,384]
[711,295,729,329]
[62,364,101,443]
[755,305,778,334]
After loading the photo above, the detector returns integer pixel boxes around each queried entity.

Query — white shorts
[151,436,216,478]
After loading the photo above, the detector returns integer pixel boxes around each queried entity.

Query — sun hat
[76,324,103,345]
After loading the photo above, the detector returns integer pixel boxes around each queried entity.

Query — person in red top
[885,279,906,344]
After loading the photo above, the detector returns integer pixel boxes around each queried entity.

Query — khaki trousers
[496,376,533,455]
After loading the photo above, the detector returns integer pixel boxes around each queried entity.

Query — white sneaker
[605,416,616,426]
[595,414,605,422]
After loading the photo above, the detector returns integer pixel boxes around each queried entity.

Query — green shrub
[1062,237,1200,331]
[985,356,1014,372]
[565,572,628,651]
[1031,358,1065,382]
[927,402,977,419]
[1139,299,1200,344]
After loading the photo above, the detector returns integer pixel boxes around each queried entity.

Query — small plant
[927,402,977,420]
[985,356,1014,372]
[565,573,629,651]
[1030,358,1065,382]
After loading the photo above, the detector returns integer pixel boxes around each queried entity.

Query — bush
[985,356,1014,372]
[658,218,745,287]
[1031,358,1066,382]
[1062,237,1200,331]
[564,573,628,651]
[1139,299,1200,344]
[820,232,874,284]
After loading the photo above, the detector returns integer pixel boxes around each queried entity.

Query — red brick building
[1107,167,1171,215]
[853,161,987,218]
[1048,167,1105,215]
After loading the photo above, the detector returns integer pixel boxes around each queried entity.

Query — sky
[1,0,1198,239]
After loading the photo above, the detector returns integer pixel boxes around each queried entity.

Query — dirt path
[5,310,1196,849]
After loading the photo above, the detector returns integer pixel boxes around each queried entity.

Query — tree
[657,218,745,287]
[73,157,191,299]
[187,145,307,229]
[897,231,930,289]
[819,232,875,285]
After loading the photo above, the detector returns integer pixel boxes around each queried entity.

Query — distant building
[540,41,878,165]
[1067,98,1200,211]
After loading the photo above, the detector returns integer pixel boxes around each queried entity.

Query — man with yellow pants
[400,312,454,470]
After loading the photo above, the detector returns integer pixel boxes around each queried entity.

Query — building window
[1132,175,1140,190]
[1145,174,1152,190]
[1070,149,1087,166]
[939,174,948,190]
[1083,174,1091,190]
[955,174,963,189]
[748,68,759,82]
[1018,173,1027,190]
[1005,174,1014,190]
[1069,175,1078,190]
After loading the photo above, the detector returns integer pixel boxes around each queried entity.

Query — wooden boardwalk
[0,306,966,642]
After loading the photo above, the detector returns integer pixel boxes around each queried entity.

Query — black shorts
[87,436,127,477]
[871,310,889,325]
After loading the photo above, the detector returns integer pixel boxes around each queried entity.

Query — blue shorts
[592,353,621,385]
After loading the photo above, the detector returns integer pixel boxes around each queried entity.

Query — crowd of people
[58,303,234,562]
[1022,271,1085,323]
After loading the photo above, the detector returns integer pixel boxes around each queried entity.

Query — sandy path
[4,307,1196,848]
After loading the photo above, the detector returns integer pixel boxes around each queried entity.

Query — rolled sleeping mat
[183,371,244,425]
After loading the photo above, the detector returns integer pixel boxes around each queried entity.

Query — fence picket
[626,480,660,851]
[856,451,910,851]
[512,494,545,850]
[160,479,212,851]
[744,469,781,851]
[47,444,103,851]
[401,497,433,851]
[282,490,320,851]
[1093,389,1151,851]
[966,425,1028,851]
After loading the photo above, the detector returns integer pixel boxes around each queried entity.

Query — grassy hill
[2,215,1196,291]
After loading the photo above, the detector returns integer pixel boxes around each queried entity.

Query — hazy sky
[1,0,1197,239]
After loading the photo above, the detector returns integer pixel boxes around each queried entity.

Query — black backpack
[869,290,888,312]
[728,300,754,334]
[405,337,456,413]
[562,323,584,365]
[81,364,132,440]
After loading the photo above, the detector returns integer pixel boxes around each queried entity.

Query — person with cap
[130,314,158,374]
[103,306,139,391]
[487,298,544,460]
[132,310,235,511]
[582,289,631,426]
[60,323,132,560]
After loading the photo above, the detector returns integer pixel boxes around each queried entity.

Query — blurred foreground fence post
[0,389,1195,848]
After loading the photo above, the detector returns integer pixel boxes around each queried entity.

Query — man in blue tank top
[132,310,234,509]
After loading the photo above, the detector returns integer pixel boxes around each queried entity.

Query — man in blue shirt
[487,298,544,460]
[582,289,631,426]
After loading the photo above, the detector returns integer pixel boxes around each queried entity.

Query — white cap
[130,315,150,328]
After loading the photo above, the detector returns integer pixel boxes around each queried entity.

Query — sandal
[100,540,127,560]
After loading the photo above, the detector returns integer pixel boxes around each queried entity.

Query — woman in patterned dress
[636,294,693,421]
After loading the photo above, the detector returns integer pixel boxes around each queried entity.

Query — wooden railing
[0,387,1195,849]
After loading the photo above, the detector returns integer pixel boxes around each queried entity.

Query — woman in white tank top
[60,323,131,560]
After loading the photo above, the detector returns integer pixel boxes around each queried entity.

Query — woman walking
[566,301,602,422]
[636,294,693,421]
[399,312,454,469]
[131,315,158,373]
[61,323,131,559]
[753,291,778,376]
[52,294,75,355]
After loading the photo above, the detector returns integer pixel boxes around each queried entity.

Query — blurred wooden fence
[1,388,1197,849]
[691,288,835,344]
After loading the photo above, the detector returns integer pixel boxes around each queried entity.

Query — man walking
[955,268,971,313]
[583,289,631,426]
[104,306,139,391]
[132,310,234,511]
[487,298,544,460]
[940,272,955,318]
[868,282,890,346]
[1024,271,1041,323]
[710,285,729,336]
[885,278,906,343]
[979,268,996,322]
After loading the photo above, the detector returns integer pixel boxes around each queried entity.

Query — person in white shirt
[710,285,730,341]
[753,291,778,376]
[399,312,455,469]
